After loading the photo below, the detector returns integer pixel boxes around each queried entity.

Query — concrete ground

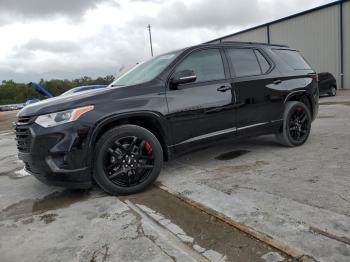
[159,90,350,262]
[1,90,349,262]
[0,114,288,261]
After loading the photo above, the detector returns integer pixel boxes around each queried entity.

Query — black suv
[16,42,319,195]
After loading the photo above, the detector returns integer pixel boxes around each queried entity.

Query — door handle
[273,79,282,85]
[217,85,232,92]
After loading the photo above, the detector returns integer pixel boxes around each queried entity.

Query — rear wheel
[93,125,163,195]
[328,86,337,96]
[276,101,311,147]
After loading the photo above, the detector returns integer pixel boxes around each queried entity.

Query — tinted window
[175,49,225,83]
[273,49,311,70]
[111,51,180,86]
[226,48,261,77]
[254,50,270,73]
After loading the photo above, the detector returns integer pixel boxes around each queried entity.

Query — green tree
[0,75,114,105]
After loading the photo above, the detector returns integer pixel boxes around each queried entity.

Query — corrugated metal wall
[222,26,268,43]
[270,5,341,87]
[215,1,349,89]
[344,1,350,88]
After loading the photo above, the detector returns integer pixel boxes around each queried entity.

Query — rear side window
[254,50,270,73]
[226,48,262,77]
[175,49,225,83]
[273,49,311,70]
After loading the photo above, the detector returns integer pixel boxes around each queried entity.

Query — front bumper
[15,118,93,189]
[18,152,91,189]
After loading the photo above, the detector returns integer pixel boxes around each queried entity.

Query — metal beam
[340,0,344,89]
[267,24,271,44]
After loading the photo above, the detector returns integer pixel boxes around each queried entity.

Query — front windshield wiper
[111,84,125,87]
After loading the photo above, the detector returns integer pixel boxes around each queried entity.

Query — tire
[93,124,163,195]
[276,101,312,147]
[328,86,337,97]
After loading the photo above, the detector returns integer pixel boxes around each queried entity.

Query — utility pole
[147,24,154,57]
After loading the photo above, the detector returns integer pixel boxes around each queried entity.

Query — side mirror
[170,70,197,89]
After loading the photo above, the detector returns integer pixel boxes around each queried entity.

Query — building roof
[205,0,344,43]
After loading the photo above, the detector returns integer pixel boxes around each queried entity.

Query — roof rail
[207,41,288,48]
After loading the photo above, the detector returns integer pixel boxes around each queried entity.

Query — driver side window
[175,49,225,83]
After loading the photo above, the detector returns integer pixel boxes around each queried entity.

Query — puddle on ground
[215,150,250,161]
[0,190,91,221]
[213,161,270,175]
[319,101,350,106]
[39,213,58,224]
[121,186,292,262]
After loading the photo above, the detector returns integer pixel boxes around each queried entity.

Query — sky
[0,0,336,83]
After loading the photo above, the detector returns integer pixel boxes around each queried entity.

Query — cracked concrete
[158,90,350,262]
[0,192,193,262]
[3,92,349,261]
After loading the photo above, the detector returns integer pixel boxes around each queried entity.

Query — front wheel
[93,125,163,195]
[276,101,312,147]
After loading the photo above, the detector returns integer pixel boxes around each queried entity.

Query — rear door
[166,48,236,145]
[224,47,284,133]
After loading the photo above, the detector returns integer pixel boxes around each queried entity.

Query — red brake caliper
[145,142,152,155]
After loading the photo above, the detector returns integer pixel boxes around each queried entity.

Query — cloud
[134,0,334,30]
[19,39,80,54]
[0,0,335,82]
[151,0,264,29]
[0,0,110,16]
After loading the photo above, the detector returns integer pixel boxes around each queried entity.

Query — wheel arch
[89,111,170,161]
[284,90,313,117]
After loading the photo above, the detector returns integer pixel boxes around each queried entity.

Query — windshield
[110,51,180,87]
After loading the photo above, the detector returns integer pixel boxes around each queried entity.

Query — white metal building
[207,0,350,89]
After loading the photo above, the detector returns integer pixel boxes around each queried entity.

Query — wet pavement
[0,178,288,261]
[0,110,17,134]
[122,186,291,262]
[1,90,350,261]
[0,114,289,261]
[158,90,350,262]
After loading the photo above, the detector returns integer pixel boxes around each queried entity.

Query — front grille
[15,116,34,153]
[16,116,32,125]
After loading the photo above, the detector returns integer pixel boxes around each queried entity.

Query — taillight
[308,73,318,82]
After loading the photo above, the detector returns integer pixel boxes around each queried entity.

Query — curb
[156,183,318,262]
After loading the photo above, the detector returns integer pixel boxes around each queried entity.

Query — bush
[0,75,115,105]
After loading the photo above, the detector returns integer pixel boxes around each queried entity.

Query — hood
[18,87,112,117]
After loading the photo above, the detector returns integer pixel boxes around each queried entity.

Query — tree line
[0,75,115,105]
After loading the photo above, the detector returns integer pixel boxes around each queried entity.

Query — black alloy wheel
[94,125,163,195]
[288,107,309,143]
[328,86,337,97]
[276,101,311,147]
[103,136,154,187]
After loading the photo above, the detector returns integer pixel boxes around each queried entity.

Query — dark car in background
[15,42,319,195]
[318,72,337,96]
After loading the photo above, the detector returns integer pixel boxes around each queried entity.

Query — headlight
[35,105,94,128]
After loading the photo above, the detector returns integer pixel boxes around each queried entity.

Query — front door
[166,48,236,145]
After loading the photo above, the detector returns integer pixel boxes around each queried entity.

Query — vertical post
[147,24,154,57]
[267,24,271,44]
[340,1,344,89]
